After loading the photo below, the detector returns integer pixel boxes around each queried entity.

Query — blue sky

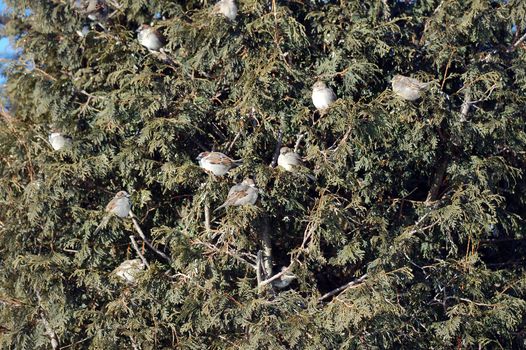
[0,1,15,59]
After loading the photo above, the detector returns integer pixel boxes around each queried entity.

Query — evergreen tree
[1,0,526,348]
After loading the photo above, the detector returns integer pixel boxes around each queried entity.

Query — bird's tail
[213,203,228,213]
[92,215,110,235]
[232,159,243,168]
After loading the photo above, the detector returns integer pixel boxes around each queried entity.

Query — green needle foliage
[1,0,526,348]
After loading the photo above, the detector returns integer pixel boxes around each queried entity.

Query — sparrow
[212,0,238,21]
[112,258,145,284]
[93,191,131,235]
[391,74,431,101]
[271,267,297,289]
[137,24,165,52]
[214,178,258,212]
[82,0,109,22]
[196,151,242,176]
[312,81,336,111]
[278,147,315,181]
[48,131,72,151]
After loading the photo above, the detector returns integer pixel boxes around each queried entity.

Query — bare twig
[204,199,211,233]
[35,291,59,350]
[258,263,294,286]
[318,274,368,301]
[270,129,283,167]
[259,216,274,278]
[129,212,171,263]
[129,235,150,268]
[460,89,472,122]
[294,133,305,153]
[511,31,526,50]
[425,159,447,203]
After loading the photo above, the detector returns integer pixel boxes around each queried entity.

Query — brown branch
[129,235,149,268]
[129,212,171,263]
[270,129,283,167]
[426,159,447,203]
[318,274,368,301]
[259,215,274,277]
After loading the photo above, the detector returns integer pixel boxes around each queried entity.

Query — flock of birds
[47,0,432,284]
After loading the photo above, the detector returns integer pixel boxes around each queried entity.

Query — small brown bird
[197,151,242,176]
[112,258,145,284]
[278,147,315,181]
[137,24,165,52]
[391,74,431,101]
[271,267,297,289]
[93,191,131,235]
[48,130,72,151]
[82,0,109,21]
[214,178,258,212]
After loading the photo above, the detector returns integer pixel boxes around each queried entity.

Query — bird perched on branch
[214,178,258,212]
[93,191,131,235]
[112,258,145,284]
[277,147,315,181]
[197,151,242,176]
[271,267,297,289]
[82,0,109,22]
[137,24,165,52]
[212,0,238,21]
[312,81,336,111]
[391,74,431,101]
[48,130,72,151]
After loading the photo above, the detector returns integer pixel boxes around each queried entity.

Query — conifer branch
[129,235,149,268]
[129,212,171,263]
[511,31,526,50]
[318,274,368,301]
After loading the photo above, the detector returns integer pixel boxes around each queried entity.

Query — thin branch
[512,31,526,49]
[258,262,294,287]
[129,212,171,263]
[259,215,274,278]
[270,129,283,167]
[318,274,368,301]
[129,235,150,268]
[35,291,59,350]
[460,89,472,122]
[426,159,447,203]
[294,133,305,153]
[204,199,211,233]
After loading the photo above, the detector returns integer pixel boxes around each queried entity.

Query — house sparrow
[82,0,109,21]
[271,267,297,289]
[391,74,431,101]
[278,147,315,180]
[48,131,72,151]
[312,81,336,111]
[197,151,242,176]
[93,191,131,235]
[137,24,165,52]
[214,178,258,212]
[212,0,238,21]
[112,258,145,284]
